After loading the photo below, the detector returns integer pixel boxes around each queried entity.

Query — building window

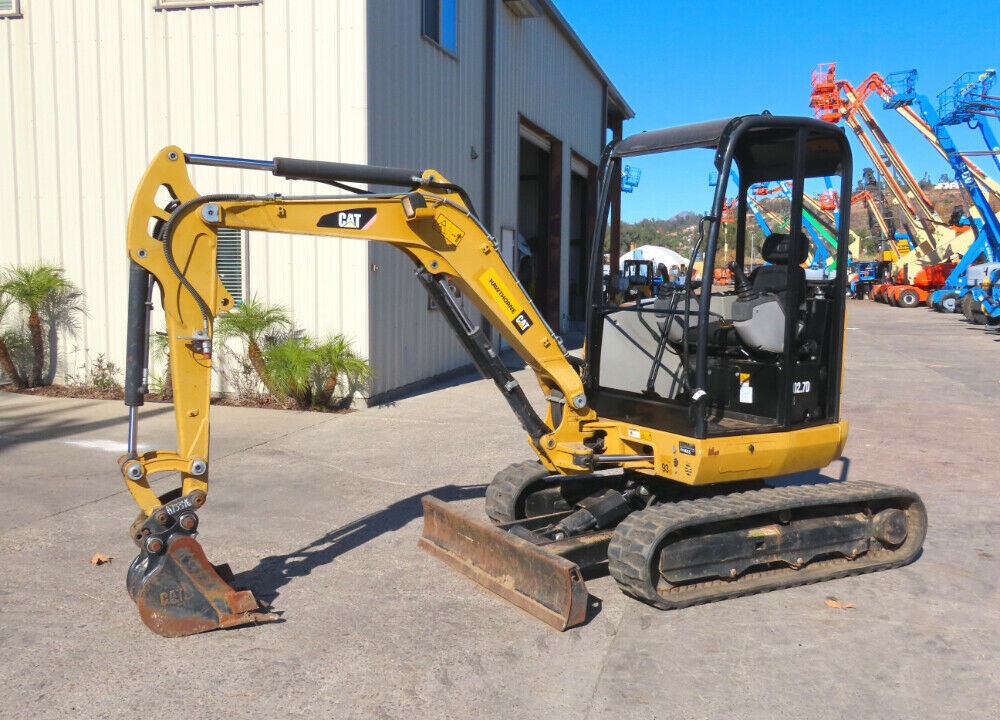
[216,228,244,304]
[155,0,261,11]
[0,0,22,18]
[422,0,457,54]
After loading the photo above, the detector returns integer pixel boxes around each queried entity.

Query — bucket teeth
[127,519,276,637]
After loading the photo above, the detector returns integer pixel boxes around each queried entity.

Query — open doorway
[517,122,562,326]
[568,158,595,331]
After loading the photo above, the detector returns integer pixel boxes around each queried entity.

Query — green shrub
[261,333,372,410]
[215,296,292,398]
[314,334,373,409]
[263,335,317,409]
[65,354,123,397]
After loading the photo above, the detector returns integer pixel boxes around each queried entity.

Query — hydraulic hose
[158,193,257,330]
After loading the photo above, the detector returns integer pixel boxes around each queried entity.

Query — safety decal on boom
[434,214,464,247]
[317,208,377,230]
[478,268,533,335]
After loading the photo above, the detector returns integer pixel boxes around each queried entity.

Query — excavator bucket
[418,496,590,630]
[127,514,277,637]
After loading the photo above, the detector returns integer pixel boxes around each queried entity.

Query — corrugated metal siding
[364,2,608,395]
[493,8,606,323]
[365,0,487,397]
[2,0,615,397]
[1,0,371,384]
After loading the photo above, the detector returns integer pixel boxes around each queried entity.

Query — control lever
[728,260,751,293]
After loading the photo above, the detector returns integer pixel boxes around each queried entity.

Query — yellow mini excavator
[121,115,926,636]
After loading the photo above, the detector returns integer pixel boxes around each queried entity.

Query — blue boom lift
[884,70,1000,314]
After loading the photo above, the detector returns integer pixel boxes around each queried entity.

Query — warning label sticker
[739,372,753,404]
[478,268,533,335]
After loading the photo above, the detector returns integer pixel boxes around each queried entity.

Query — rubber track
[607,480,927,609]
[485,461,549,524]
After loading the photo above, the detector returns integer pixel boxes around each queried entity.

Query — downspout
[483,0,497,348]
[483,0,496,231]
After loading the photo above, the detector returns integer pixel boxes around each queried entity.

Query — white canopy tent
[619,245,687,271]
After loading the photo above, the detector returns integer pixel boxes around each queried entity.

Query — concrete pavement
[0,300,998,719]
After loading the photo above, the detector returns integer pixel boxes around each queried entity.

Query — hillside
[619,182,970,260]
[619,213,701,253]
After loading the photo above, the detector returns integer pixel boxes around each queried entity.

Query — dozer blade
[128,519,277,637]
[419,496,589,631]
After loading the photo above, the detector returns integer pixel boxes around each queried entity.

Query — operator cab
[586,115,852,439]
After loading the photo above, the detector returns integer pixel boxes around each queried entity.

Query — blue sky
[553,0,1000,221]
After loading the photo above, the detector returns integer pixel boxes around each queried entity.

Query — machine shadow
[234,460,863,622]
[235,483,487,606]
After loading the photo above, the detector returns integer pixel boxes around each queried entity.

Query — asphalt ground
[0,300,998,720]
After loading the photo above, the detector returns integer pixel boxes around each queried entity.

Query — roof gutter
[534,0,635,120]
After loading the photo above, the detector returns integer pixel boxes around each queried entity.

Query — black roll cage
[583,114,853,438]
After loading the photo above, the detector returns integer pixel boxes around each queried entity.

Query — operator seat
[651,287,742,355]
[730,232,808,353]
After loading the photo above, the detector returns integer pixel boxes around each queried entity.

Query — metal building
[0,0,632,401]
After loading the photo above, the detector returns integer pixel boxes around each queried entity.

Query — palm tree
[41,282,86,385]
[1,264,80,387]
[150,331,172,400]
[214,295,292,396]
[314,334,372,408]
[0,291,26,388]
[262,335,317,409]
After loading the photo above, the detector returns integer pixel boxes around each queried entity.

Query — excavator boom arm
[124,146,596,518]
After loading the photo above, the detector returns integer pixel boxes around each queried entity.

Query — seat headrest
[760,232,809,265]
